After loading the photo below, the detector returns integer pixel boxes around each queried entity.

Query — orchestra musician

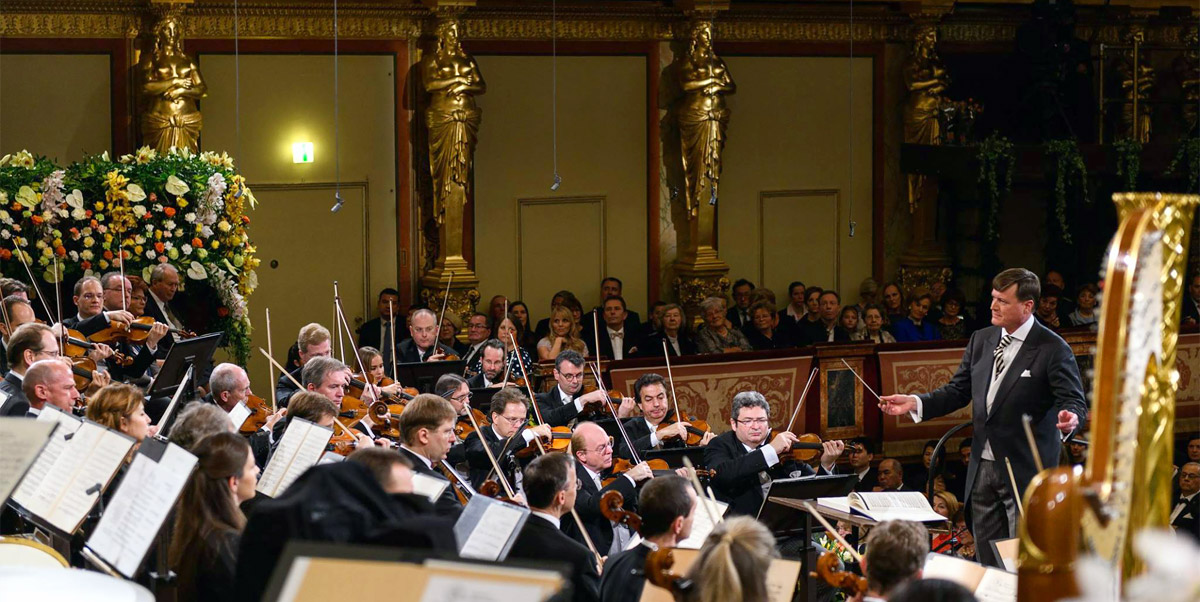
[567,421,653,555]
[0,323,63,416]
[396,308,457,363]
[170,432,258,602]
[207,362,285,466]
[459,312,491,368]
[507,452,601,602]
[0,294,38,375]
[170,403,237,452]
[21,358,81,417]
[394,393,465,516]
[618,373,714,461]
[87,383,158,445]
[684,516,778,602]
[534,350,625,427]
[462,387,550,489]
[144,264,187,355]
[275,323,331,407]
[598,475,697,602]
[66,275,165,382]
[301,356,389,446]
[490,313,536,380]
[432,373,473,465]
[858,520,929,601]
[466,339,508,388]
[879,268,1087,567]
[281,391,372,452]
[704,391,843,516]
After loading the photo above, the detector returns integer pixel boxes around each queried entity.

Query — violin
[61,328,131,366]
[477,478,523,506]
[70,357,97,393]
[810,551,867,597]
[599,490,642,532]
[453,407,491,441]
[368,400,402,440]
[767,431,862,463]
[349,375,415,404]
[339,393,372,423]
[238,395,272,435]
[515,425,573,459]
[602,457,674,487]
[578,385,624,417]
[644,548,693,601]
[89,316,194,346]
[326,428,358,456]
[658,411,712,447]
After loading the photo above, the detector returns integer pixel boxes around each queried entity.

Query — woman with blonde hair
[86,383,156,444]
[684,516,778,602]
[536,304,589,361]
[930,490,963,554]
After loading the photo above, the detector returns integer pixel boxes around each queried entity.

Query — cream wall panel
[0,54,111,162]
[518,197,605,317]
[198,54,395,374]
[719,56,873,300]
[474,55,646,322]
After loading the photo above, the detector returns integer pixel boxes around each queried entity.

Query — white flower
[217,220,232,233]
[186,261,207,280]
[69,251,79,261]
[0,154,10,167]
[174,228,184,237]
[184,212,196,223]
[135,235,146,244]
[164,220,176,230]
[12,150,35,169]
[0,211,8,221]
[0,191,7,203]
[165,175,189,197]
[132,205,147,218]
[100,151,110,162]
[40,170,65,213]
[126,183,147,203]
[163,241,173,250]
[201,225,214,237]
[146,250,156,259]
[81,250,93,261]
[118,154,134,164]
[71,207,86,220]
[181,244,192,255]
[15,186,38,208]
[134,146,157,165]
[0,231,10,240]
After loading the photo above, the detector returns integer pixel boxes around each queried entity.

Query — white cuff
[761,444,780,468]
[521,430,536,444]
[623,474,637,486]
[573,398,585,413]
[909,396,924,424]
[649,431,660,448]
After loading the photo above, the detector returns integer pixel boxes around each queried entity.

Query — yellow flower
[134,147,157,164]
[210,240,219,249]
[177,198,189,208]
[134,245,143,255]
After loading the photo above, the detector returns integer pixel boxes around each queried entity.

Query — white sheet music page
[87,441,198,577]
[228,401,253,430]
[44,422,134,534]
[256,418,332,498]
[459,500,526,561]
[676,499,729,549]
[0,418,56,504]
[411,472,449,502]
[973,567,1017,602]
[419,575,546,602]
[850,491,946,522]
[10,407,83,511]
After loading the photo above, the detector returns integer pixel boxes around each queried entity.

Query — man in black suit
[796,290,852,345]
[534,350,614,427]
[395,308,457,364]
[599,475,696,602]
[21,359,81,418]
[1171,462,1199,542]
[0,324,61,416]
[507,451,601,602]
[875,459,906,492]
[275,323,332,407]
[0,294,39,377]
[395,393,465,517]
[1181,273,1200,327]
[465,339,507,389]
[463,387,550,488]
[143,264,187,358]
[584,278,641,340]
[617,373,714,461]
[726,279,756,331]
[566,421,653,555]
[847,437,879,492]
[881,267,1087,567]
[356,288,403,352]
[458,313,492,369]
[583,296,641,361]
[704,391,843,517]
[66,276,164,383]
[433,373,477,466]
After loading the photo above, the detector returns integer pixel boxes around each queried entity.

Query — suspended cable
[331,0,345,212]
[549,0,561,191]
[847,0,856,238]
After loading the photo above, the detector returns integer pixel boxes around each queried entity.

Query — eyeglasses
[590,437,615,453]
[499,415,527,425]
[468,323,490,330]
[79,293,103,301]
[558,372,584,381]
[735,418,769,426]
[451,391,473,403]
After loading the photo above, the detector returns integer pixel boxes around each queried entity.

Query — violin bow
[332,281,346,364]
[464,404,518,499]
[53,257,63,356]
[0,296,11,339]
[11,239,57,329]
[117,240,126,313]
[259,347,362,435]
[661,340,684,424]
[682,455,724,528]
[388,299,398,380]
[265,307,277,412]
[588,361,643,465]
[332,291,376,397]
[436,271,454,347]
[784,364,820,434]
[509,332,546,425]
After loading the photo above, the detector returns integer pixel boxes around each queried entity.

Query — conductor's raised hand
[878,394,919,416]
[1056,409,1079,435]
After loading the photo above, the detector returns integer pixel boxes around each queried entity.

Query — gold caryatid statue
[1117,27,1154,143]
[140,14,207,154]
[678,19,735,222]
[903,24,950,213]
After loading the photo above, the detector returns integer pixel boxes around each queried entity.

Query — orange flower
[192,237,203,248]
[31,215,44,226]
[217,306,230,318]
[103,250,113,260]
[90,219,99,229]
[164,207,176,217]
[0,249,10,260]
[241,215,250,225]
[81,260,92,270]
[55,246,66,257]
[154,242,165,253]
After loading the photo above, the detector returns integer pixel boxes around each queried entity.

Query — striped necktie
[993,334,1014,379]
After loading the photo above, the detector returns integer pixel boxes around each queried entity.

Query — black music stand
[147,332,223,399]
[755,474,857,602]
[394,360,467,394]
[469,387,501,413]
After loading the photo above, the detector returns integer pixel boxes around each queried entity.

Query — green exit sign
[292,142,314,163]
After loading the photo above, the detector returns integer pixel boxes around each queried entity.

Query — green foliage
[976,134,1015,242]
[1043,139,1089,246]
[1112,137,1142,193]
[1165,137,1200,193]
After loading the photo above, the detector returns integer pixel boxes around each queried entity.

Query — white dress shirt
[607,326,625,360]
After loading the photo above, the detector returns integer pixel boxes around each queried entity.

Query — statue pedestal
[420,264,480,326]
[673,250,730,326]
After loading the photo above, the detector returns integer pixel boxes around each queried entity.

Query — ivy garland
[1112,137,1142,192]
[1165,136,1200,193]
[976,134,1015,241]
[1044,139,1089,245]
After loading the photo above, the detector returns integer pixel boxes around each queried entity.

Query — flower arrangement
[0,147,259,364]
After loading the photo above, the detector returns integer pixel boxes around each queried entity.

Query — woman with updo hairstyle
[86,383,156,444]
[685,516,778,602]
[170,432,258,602]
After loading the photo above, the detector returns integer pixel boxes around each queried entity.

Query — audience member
[641,304,696,357]
[849,437,878,492]
[935,288,969,340]
[744,301,794,350]
[798,290,851,345]
[880,282,905,327]
[537,304,590,361]
[1034,284,1063,329]
[1066,283,1099,327]
[858,304,897,344]
[892,293,939,342]
[777,281,807,332]
[875,458,906,492]
[695,296,751,354]
[727,279,756,330]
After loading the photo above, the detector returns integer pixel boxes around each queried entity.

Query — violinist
[283,391,372,451]
[0,323,61,416]
[432,373,472,465]
[301,356,389,447]
[207,363,285,466]
[568,421,653,555]
[466,339,508,389]
[145,264,188,352]
[0,277,29,300]
[463,387,550,489]
[395,393,465,516]
[618,373,715,461]
[275,323,331,407]
[0,294,37,375]
[858,520,929,601]
[21,358,81,417]
[68,274,165,382]
[126,277,149,318]
[507,452,601,602]
[396,309,457,363]
[87,383,158,445]
[703,391,842,516]
[358,346,410,400]
[598,475,696,602]
[534,351,620,428]
[100,272,169,380]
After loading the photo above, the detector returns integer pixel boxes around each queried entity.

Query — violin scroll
[809,550,867,597]
[599,490,642,533]
[644,548,693,601]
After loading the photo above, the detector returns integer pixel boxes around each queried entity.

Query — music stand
[469,387,501,414]
[147,332,223,399]
[394,360,466,394]
[756,474,857,536]
[644,447,707,469]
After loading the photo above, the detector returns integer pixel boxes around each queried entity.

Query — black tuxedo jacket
[1182,296,1200,325]
[726,306,754,331]
[636,331,698,358]
[274,368,303,407]
[1171,493,1199,541]
[534,387,582,428]
[616,417,683,461]
[463,425,524,489]
[466,372,495,390]
[356,316,405,353]
[599,542,651,602]
[563,459,639,554]
[508,514,600,602]
[918,319,1087,504]
[141,296,176,359]
[396,447,463,518]
[853,466,879,493]
[703,430,828,517]
[396,338,457,365]
[0,372,29,417]
[586,325,642,361]
[63,312,157,382]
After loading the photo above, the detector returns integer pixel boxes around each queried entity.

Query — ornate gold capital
[898,265,952,298]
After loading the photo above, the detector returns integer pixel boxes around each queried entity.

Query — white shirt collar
[557,385,574,402]
[582,463,602,486]
[607,325,623,336]
[530,510,561,529]
[1007,313,1037,340]
[28,405,41,416]
[1183,491,1198,502]
[399,444,433,470]
[857,467,870,480]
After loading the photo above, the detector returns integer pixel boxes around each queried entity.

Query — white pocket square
[1020,369,1032,378]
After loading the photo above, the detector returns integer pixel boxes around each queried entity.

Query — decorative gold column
[138,0,207,154]
[418,3,483,320]
[671,11,734,319]
[898,19,953,296]
[1117,25,1154,143]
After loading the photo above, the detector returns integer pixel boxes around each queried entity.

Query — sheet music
[0,418,56,504]
[676,499,728,549]
[419,575,546,602]
[412,472,449,502]
[850,491,945,522]
[228,401,253,430]
[10,407,83,509]
[973,568,1017,602]
[43,422,135,533]
[87,441,197,577]
[457,497,528,561]
[257,418,332,498]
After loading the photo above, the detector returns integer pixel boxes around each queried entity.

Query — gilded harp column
[418,6,484,320]
[671,14,734,320]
